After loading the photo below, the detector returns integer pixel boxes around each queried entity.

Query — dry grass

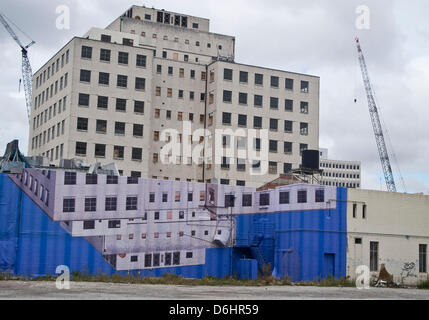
[0,270,357,287]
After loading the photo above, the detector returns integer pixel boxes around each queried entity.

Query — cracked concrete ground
[0,281,428,300]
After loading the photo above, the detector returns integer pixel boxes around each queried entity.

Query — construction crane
[355,37,397,192]
[0,12,35,123]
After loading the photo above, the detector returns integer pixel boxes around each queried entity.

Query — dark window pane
[85,174,98,185]
[255,73,263,85]
[271,76,279,88]
[77,117,88,131]
[297,190,307,203]
[64,172,76,185]
[95,144,106,157]
[239,71,248,83]
[222,112,231,125]
[301,80,309,93]
[254,95,263,107]
[270,97,279,109]
[75,142,87,156]
[63,198,75,212]
[279,192,289,204]
[80,69,91,82]
[100,49,111,62]
[239,92,247,105]
[99,72,110,85]
[242,194,252,207]
[78,93,89,106]
[134,100,144,113]
[224,68,233,81]
[118,52,129,64]
[285,99,293,112]
[285,78,294,90]
[253,116,262,129]
[117,75,128,88]
[316,189,325,203]
[136,54,147,67]
[223,90,232,103]
[132,148,142,161]
[260,193,270,206]
[84,197,97,211]
[238,114,247,127]
[133,124,144,137]
[116,99,126,112]
[135,77,145,90]
[81,46,92,59]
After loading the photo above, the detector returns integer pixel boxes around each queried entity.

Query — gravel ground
[0,281,428,300]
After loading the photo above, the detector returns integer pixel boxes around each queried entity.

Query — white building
[28,5,320,188]
[347,188,429,285]
[319,148,361,188]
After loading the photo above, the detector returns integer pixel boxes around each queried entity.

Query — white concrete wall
[347,189,429,285]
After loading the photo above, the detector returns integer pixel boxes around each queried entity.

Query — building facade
[319,148,361,188]
[1,168,428,284]
[28,6,320,187]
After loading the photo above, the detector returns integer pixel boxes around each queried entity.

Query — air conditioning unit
[60,159,74,169]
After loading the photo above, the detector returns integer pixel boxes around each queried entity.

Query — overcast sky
[0,0,428,193]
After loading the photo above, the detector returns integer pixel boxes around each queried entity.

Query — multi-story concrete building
[319,148,361,188]
[28,5,319,187]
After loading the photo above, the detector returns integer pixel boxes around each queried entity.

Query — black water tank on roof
[302,150,320,170]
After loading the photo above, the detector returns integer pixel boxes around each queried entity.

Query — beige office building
[28,6,319,187]
[319,148,361,188]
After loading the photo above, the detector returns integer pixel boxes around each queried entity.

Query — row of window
[78,74,145,93]
[31,120,66,150]
[34,73,68,109]
[220,91,309,113]
[321,162,360,170]
[222,112,309,135]
[33,96,67,130]
[222,68,309,93]
[74,142,142,161]
[154,86,206,102]
[20,172,50,207]
[222,189,324,207]
[35,49,69,89]
[76,95,145,114]
[42,144,64,162]
[219,158,294,175]
[76,117,144,137]
[62,189,324,214]
[63,196,201,215]
[79,69,146,88]
[322,172,360,179]
[153,10,195,29]
[156,65,202,79]
[320,181,360,188]
[62,172,323,206]
[81,46,145,66]
[129,251,184,268]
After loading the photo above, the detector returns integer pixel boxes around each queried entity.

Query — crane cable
[0,10,35,46]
